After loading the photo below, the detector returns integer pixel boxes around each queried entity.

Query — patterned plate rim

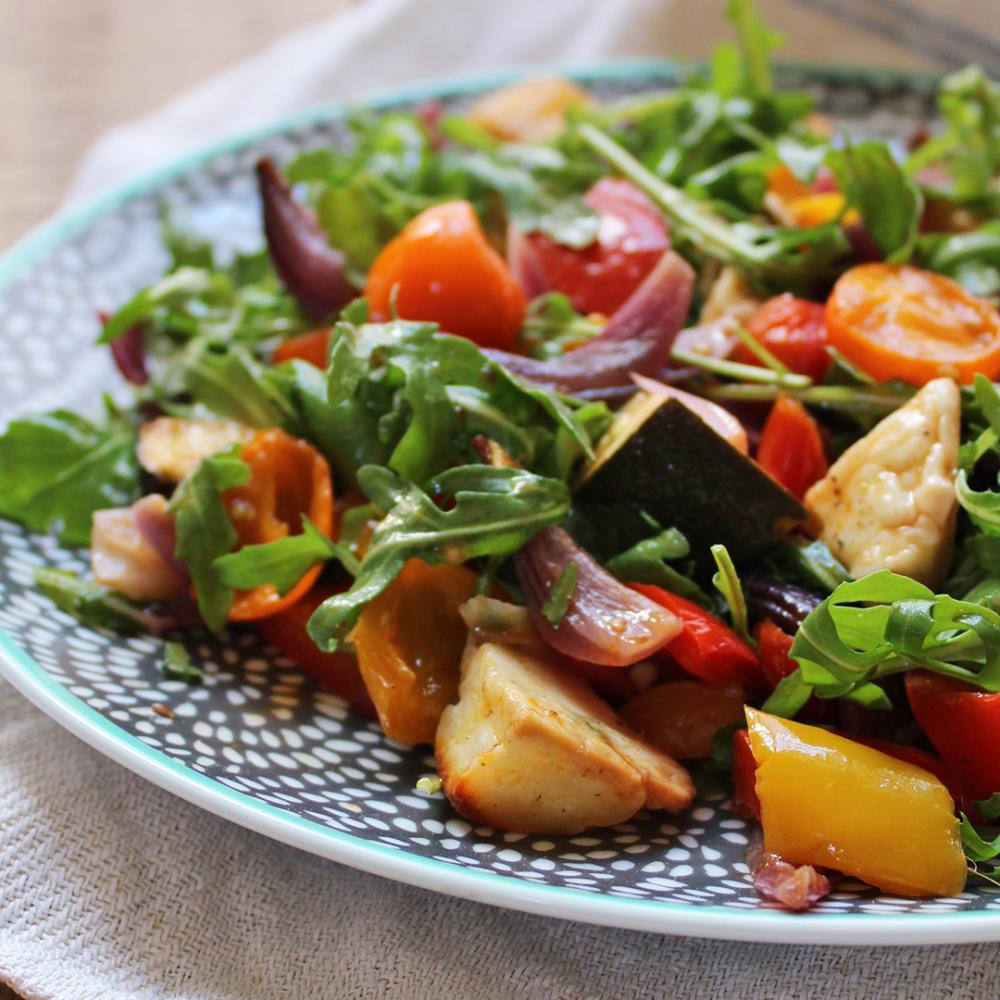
[3,59,997,946]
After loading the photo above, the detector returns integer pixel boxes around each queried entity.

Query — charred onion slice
[256,157,355,321]
[487,250,693,394]
[516,525,682,667]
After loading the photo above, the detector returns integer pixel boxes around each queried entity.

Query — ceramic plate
[2,62,998,945]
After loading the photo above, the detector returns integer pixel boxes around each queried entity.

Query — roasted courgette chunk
[579,395,805,566]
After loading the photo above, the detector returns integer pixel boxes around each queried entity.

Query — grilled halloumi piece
[137,417,253,483]
[435,642,694,835]
[805,377,960,588]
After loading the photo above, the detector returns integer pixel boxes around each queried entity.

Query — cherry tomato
[756,395,828,500]
[364,200,526,350]
[526,178,670,316]
[272,329,330,368]
[223,429,334,621]
[905,671,1000,801]
[826,263,1000,385]
[255,582,375,718]
[630,584,761,690]
[733,294,831,381]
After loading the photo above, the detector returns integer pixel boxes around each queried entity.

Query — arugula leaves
[214,515,358,594]
[605,524,709,606]
[711,543,752,644]
[34,568,151,635]
[827,140,923,262]
[167,447,250,631]
[919,222,1000,299]
[293,318,601,489]
[161,641,203,684]
[908,65,1000,208]
[0,407,139,546]
[307,464,570,650]
[960,814,1000,883]
[763,570,1000,718]
[540,564,578,626]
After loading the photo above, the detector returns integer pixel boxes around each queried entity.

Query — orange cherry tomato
[364,200,526,350]
[733,294,831,381]
[255,582,375,718]
[825,263,1000,385]
[223,429,334,621]
[349,558,478,745]
[272,329,330,368]
[756,395,828,500]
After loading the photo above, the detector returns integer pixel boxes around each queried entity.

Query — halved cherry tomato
[272,328,330,368]
[765,165,853,229]
[223,429,334,621]
[756,395,828,500]
[467,76,592,142]
[620,681,744,760]
[630,584,761,690]
[826,263,1000,385]
[905,671,1000,802]
[733,294,831,381]
[364,201,526,350]
[526,178,670,316]
[349,559,478,745]
[255,582,374,718]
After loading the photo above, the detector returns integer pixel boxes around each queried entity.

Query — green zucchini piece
[579,394,805,568]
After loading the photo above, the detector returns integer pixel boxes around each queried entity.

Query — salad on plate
[4,0,1000,911]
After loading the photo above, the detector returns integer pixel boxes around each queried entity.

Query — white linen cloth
[4,0,1000,996]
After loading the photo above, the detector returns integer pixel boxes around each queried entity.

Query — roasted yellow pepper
[745,707,967,897]
[350,559,478,746]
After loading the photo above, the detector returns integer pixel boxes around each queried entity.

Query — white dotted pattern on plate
[1,70,991,915]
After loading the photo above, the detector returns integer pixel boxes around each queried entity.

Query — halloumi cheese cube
[435,642,694,835]
[805,377,960,588]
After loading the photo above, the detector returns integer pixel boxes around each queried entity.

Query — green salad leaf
[827,139,923,262]
[214,515,358,595]
[161,641,203,684]
[711,543,752,644]
[34,568,150,635]
[763,570,1000,717]
[919,222,1000,298]
[540,564,579,627]
[605,524,709,606]
[167,446,250,631]
[0,406,139,546]
[308,464,570,650]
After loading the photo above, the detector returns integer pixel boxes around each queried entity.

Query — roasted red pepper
[756,396,828,501]
[906,671,1000,802]
[630,584,760,689]
[753,619,798,689]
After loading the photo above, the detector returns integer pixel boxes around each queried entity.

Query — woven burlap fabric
[2,679,999,1000]
[5,1,1000,996]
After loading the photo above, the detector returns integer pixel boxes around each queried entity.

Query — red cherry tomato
[734,294,831,382]
[756,395,828,500]
[365,200,526,350]
[272,329,330,368]
[630,584,761,690]
[905,671,1000,801]
[527,178,670,316]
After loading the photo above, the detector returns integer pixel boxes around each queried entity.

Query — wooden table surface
[0,1,997,997]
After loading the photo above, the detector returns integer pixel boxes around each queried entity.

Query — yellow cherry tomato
[745,707,967,898]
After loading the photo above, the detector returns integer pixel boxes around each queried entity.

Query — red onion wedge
[516,525,682,667]
[748,836,832,912]
[506,221,551,300]
[256,157,356,321]
[99,311,148,386]
[487,249,693,394]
